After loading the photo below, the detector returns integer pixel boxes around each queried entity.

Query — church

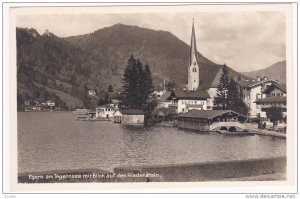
[164,20,215,113]
[161,20,246,113]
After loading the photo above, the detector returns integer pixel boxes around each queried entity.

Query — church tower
[187,19,200,91]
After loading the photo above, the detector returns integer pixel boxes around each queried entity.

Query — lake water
[18,112,286,173]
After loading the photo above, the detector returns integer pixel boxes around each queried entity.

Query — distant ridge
[242,61,286,83]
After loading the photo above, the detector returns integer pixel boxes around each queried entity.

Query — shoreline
[18,112,286,138]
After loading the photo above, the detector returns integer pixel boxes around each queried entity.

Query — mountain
[17,24,250,109]
[17,28,105,109]
[67,23,216,88]
[242,61,286,83]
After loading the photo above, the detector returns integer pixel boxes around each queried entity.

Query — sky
[16,10,286,72]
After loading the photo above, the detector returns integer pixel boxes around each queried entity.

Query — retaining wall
[114,156,286,182]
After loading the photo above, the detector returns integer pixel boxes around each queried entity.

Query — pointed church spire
[190,19,198,66]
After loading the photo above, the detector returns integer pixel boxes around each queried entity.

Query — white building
[238,78,279,118]
[166,90,210,113]
[255,83,287,127]
[113,109,145,125]
[88,90,97,97]
[96,105,115,118]
[45,100,55,107]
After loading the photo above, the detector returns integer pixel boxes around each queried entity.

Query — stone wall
[114,156,286,182]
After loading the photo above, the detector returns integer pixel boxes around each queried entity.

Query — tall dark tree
[121,55,155,111]
[143,63,156,115]
[121,55,139,109]
[265,107,284,128]
[227,77,248,115]
[136,59,146,109]
[144,63,155,97]
[214,64,230,110]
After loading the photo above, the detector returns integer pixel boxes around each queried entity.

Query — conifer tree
[214,64,230,109]
[121,55,137,109]
[144,63,155,97]
[143,63,156,113]
[136,59,146,109]
[227,77,248,115]
[121,55,156,111]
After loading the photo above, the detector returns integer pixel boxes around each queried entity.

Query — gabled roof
[264,83,286,94]
[198,65,222,89]
[177,110,246,119]
[158,91,172,102]
[168,89,210,100]
[255,96,286,104]
[119,109,145,115]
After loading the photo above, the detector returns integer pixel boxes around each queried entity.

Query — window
[194,68,197,72]
[256,93,261,99]
[247,95,250,100]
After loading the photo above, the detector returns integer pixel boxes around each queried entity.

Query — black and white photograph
[3,2,297,195]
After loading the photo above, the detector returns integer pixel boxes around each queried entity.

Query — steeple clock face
[193,61,196,66]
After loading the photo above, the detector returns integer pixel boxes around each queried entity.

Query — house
[255,83,287,127]
[113,109,145,125]
[45,100,55,107]
[177,110,247,132]
[238,78,279,118]
[166,90,210,113]
[264,83,286,97]
[157,91,172,108]
[88,90,97,97]
[113,110,122,123]
[96,105,115,118]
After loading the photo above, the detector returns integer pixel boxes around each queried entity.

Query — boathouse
[177,110,246,132]
[113,109,145,125]
[96,105,115,118]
